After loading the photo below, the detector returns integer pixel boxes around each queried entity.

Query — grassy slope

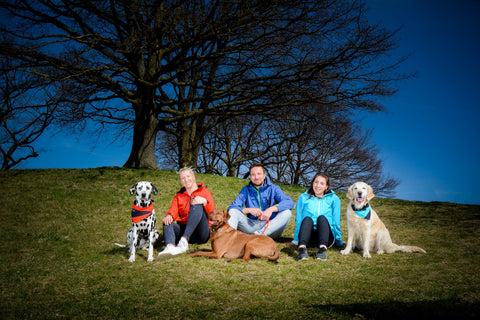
[1,168,479,319]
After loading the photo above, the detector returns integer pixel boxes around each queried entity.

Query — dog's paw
[340,249,350,255]
[363,252,372,258]
[128,256,136,263]
[147,256,154,262]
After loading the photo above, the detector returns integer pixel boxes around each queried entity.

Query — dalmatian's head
[129,181,158,206]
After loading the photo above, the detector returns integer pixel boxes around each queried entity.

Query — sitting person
[227,163,293,240]
[293,173,344,261]
[158,167,214,257]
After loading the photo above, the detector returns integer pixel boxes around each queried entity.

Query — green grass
[1,168,479,319]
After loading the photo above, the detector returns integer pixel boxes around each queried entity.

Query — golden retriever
[340,182,426,258]
[189,209,279,262]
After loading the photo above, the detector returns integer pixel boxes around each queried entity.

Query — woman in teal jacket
[293,173,344,261]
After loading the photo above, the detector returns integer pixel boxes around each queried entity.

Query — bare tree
[0,0,407,169]
[197,114,281,177]
[0,56,58,170]
[195,103,399,196]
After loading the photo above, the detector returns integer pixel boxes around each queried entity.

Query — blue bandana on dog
[352,204,371,220]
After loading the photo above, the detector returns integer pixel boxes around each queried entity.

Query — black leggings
[298,215,334,248]
[163,204,210,245]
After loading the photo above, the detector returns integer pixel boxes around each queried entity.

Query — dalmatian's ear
[129,183,138,195]
[151,183,158,195]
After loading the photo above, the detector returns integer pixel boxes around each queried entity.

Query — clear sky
[23,0,480,205]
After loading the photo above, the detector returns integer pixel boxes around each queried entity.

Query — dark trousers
[163,204,210,245]
[298,215,334,248]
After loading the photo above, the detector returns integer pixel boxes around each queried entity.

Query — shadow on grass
[312,299,480,319]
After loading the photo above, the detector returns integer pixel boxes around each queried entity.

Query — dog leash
[260,218,270,236]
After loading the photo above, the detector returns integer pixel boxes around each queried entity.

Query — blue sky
[23,0,480,205]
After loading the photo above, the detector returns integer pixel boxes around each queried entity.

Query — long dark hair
[307,173,331,197]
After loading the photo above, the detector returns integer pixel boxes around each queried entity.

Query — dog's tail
[267,247,280,262]
[399,245,426,254]
[114,243,127,248]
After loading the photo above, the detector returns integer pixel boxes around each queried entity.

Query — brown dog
[340,182,426,258]
[189,209,279,262]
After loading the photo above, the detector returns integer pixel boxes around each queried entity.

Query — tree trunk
[123,106,159,169]
[176,116,206,168]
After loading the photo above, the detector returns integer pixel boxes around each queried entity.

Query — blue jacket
[228,176,294,220]
[293,190,344,246]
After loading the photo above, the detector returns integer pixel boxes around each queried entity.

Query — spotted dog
[120,181,160,262]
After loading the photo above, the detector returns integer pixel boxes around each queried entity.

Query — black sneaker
[297,247,308,261]
[316,247,327,261]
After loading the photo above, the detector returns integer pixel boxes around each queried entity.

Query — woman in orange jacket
[158,167,215,257]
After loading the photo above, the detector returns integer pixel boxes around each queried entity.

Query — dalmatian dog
[121,181,160,262]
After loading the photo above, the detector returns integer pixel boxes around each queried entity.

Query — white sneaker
[177,237,189,253]
[158,244,176,257]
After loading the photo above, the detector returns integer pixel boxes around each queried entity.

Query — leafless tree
[0,0,407,169]
[195,104,399,196]
[0,56,57,170]
[271,116,400,197]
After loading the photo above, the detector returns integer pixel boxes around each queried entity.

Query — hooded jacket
[166,183,215,225]
[293,189,344,246]
[228,176,294,220]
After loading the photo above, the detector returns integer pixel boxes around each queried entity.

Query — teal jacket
[293,190,344,246]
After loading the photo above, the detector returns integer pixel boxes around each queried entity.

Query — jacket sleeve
[202,187,215,214]
[331,195,344,246]
[227,186,248,212]
[292,194,305,244]
[166,194,180,221]
[273,185,294,212]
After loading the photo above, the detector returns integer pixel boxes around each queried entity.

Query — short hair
[177,166,196,176]
[249,162,266,173]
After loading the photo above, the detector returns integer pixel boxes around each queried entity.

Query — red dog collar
[131,202,154,223]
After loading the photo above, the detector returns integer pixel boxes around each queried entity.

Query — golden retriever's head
[208,209,230,229]
[347,182,374,209]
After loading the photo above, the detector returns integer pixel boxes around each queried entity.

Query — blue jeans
[227,208,292,240]
[162,204,210,246]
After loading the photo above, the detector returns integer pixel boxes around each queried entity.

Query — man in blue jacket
[228,163,294,240]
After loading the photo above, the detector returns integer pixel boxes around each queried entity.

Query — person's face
[250,166,266,188]
[313,176,328,197]
[179,170,196,189]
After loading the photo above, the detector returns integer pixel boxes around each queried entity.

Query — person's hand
[192,196,207,205]
[163,215,173,225]
[243,208,262,217]
[260,206,277,220]
[259,210,271,221]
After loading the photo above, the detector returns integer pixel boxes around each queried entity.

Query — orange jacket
[166,183,215,225]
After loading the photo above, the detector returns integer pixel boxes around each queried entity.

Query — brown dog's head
[347,182,374,209]
[208,209,230,230]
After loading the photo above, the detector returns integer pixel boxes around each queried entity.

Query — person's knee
[189,204,204,216]
[278,209,292,219]
[228,208,242,217]
[301,216,314,226]
[317,214,328,223]
[227,208,242,228]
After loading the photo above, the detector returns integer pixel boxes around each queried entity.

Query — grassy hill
[1,168,479,319]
